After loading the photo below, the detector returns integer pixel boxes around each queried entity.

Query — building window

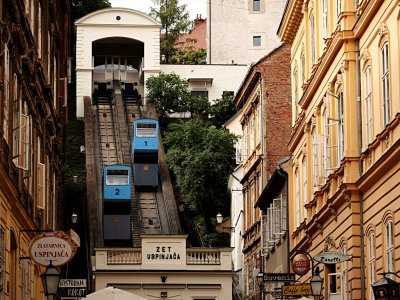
[342,243,348,300]
[368,232,376,300]
[191,90,208,102]
[253,36,261,47]
[293,67,299,118]
[364,66,373,145]
[3,44,10,143]
[253,0,260,11]
[381,42,390,126]
[243,125,248,159]
[310,15,316,65]
[250,115,255,152]
[312,129,318,192]
[302,158,307,221]
[336,0,342,22]
[295,169,300,227]
[338,92,344,160]
[322,0,327,40]
[386,220,394,274]
[301,51,305,84]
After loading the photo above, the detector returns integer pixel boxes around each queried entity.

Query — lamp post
[40,261,61,297]
[310,267,323,300]
[256,271,264,300]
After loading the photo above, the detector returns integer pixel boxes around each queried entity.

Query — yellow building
[278,0,400,299]
[0,1,70,299]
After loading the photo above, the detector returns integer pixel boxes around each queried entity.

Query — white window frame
[381,42,390,126]
[0,225,5,300]
[3,44,10,143]
[37,162,45,209]
[386,220,394,275]
[312,129,318,192]
[336,0,342,22]
[368,232,376,300]
[310,15,316,66]
[342,243,348,300]
[243,125,248,159]
[295,169,300,227]
[322,0,327,40]
[250,115,255,152]
[338,92,344,161]
[364,66,373,145]
[302,158,307,221]
[257,102,262,146]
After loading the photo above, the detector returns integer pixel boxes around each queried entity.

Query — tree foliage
[150,0,191,63]
[170,46,207,65]
[145,72,192,119]
[209,92,238,128]
[164,118,237,231]
[72,0,111,20]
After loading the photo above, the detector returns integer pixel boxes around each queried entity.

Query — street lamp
[40,261,61,296]
[372,272,400,300]
[256,271,264,300]
[71,212,78,225]
[310,267,323,300]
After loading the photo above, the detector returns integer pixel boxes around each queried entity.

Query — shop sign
[282,284,312,296]
[313,251,350,264]
[29,231,78,266]
[264,273,296,282]
[57,279,87,298]
[291,253,310,276]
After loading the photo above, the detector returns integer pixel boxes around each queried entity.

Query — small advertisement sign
[291,253,310,276]
[282,284,312,296]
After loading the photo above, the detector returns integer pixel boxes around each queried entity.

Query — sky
[109,0,207,20]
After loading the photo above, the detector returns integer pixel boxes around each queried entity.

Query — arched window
[293,66,299,118]
[368,231,376,299]
[385,220,394,274]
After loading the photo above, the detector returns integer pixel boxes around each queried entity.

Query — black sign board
[57,279,87,299]
[57,287,87,298]
[264,273,296,282]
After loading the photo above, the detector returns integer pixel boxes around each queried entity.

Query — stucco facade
[93,235,233,300]
[278,0,400,299]
[207,0,286,65]
[0,0,70,299]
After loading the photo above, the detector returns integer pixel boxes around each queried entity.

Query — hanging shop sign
[29,231,78,266]
[57,279,87,298]
[282,284,312,296]
[313,251,350,264]
[291,253,310,276]
[264,273,296,282]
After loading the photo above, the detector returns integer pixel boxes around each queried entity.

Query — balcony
[94,247,232,272]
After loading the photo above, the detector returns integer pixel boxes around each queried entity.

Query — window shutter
[37,162,45,209]
[19,114,29,170]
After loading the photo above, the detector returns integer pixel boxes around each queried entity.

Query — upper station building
[75,7,248,119]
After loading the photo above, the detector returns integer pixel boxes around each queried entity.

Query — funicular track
[91,80,176,247]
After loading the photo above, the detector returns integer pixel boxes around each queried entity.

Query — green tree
[170,45,207,64]
[209,92,238,128]
[164,118,237,232]
[72,0,111,20]
[150,0,191,63]
[145,72,191,119]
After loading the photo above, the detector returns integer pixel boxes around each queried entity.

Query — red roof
[175,18,206,51]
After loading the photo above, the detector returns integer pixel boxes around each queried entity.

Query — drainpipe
[207,0,211,64]
[355,38,366,300]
